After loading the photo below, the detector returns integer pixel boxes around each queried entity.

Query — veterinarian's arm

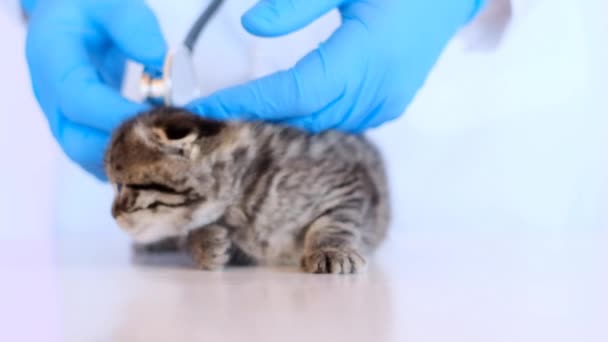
[22,0,167,179]
[189,0,487,133]
[461,0,542,49]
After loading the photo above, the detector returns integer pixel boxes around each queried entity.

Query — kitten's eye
[116,183,123,194]
[164,121,194,140]
[128,183,179,194]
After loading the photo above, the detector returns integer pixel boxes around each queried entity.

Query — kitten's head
[105,107,239,243]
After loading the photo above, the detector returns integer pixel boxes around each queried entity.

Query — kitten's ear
[152,120,198,145]
[150,110,225,147]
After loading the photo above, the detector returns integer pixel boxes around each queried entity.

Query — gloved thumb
[20,0,37,15]
[242,0,345,37]
[93,0,167,70]
[188,45,344,123]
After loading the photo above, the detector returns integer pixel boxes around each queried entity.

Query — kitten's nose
[111,200,121,219]
[111,189,132,218]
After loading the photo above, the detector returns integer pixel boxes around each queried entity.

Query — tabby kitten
[105,107,390,274]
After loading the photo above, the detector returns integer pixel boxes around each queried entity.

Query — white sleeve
[510,0,539,16]
[459,0,539,50]
[0,0,27,24]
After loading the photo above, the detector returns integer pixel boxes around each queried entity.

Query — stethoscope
[139,0,225,106]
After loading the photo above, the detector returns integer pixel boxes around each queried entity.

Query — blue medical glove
[24,0,167,179]
[189,0,486,133]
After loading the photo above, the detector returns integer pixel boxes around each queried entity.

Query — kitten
[105,106,390,274]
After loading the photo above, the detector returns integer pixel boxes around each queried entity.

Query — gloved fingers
[92,0,167,70]
[26,4,147,134]
[331,72,413,132]
[468,0,488,22]
[284,99,403,133]
[279,92,349,133]
[188,43,346,122]
[94,46,127,91]
[58,60,148,132]
[336,100,401,133]
[357,97,409,131]
[57,120,110,181]
[24,3,88,98]
[20,0,37,14]
[187,70,307,121]
[279,80,405,134]
[242,0,347,37]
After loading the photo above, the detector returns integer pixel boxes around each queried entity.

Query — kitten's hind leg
[301,208,367,274]
[187,224,232,271]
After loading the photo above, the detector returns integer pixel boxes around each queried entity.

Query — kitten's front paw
[302,248,366,274]
[187,226,231,271]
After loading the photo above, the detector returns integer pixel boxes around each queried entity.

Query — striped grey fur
[105,107,390,274]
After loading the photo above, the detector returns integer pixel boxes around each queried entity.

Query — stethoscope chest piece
[139,0,225,107]
[139,47,201,107]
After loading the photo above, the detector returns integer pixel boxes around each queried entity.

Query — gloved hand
[24,0,167,179]
[189,0,486,133]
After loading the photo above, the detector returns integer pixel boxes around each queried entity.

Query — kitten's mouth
[112,181,204,216]
[115,215,133,230]
[116,182,190,196]
[115,196,207,216]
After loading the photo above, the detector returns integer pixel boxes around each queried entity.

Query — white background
[55,0,608,236]
[0,0,606,341]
